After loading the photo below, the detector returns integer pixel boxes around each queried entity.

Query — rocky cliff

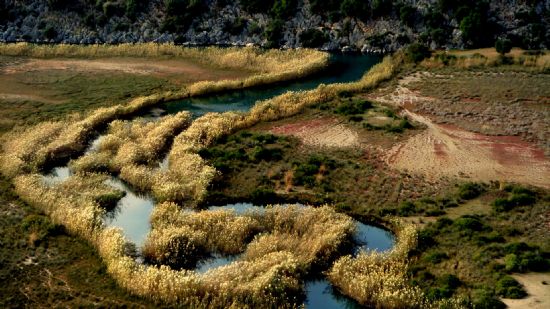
[1,0,548,52]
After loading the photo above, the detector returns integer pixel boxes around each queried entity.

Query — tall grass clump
[71,112,192,191]
[0,43,328,75]
[327,221,428,308]
[144,204,354,271]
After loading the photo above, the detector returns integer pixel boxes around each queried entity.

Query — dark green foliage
[434,53,457,65]
[399,5,417,27]
[495,276,527,299]
[224,17,246,35]
[471,288,507,309]
[495,38,512,55]
[250,187,278,205]
[299,29,328,48]
[43,25,58,40]
[292,155,335,188]
[426,274,461,300]
[250,146,283,162]
[264,19,284,48]
[424,251,449,264]
[95,190,125,210]
[102,1,123,17]
[492,187,536,212]
[162,0,205,32]
[21,214,62,245]
[240,0,274,14]
[340,0,369,19]
[309,0,340,16]
[398,201,416,216]
[270,0,298,20]
[501,242,550,273]
[405,43,431,63]
[371,0,392,17]
[457,182,484,200]
[335,100,373,116]
[453,216,486,232]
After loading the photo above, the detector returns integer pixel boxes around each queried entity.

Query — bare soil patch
[502,273,550,309]
[373,72,550,189]
[269,117,360,148]
[1,57,249,85]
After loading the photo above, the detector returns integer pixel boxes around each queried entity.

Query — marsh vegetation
[1,43,549,308]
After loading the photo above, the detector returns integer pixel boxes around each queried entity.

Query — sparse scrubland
[1,43,549,308]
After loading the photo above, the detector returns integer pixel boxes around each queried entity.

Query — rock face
[0,0,548,52]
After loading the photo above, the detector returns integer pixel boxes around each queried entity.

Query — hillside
[1,0,549,52]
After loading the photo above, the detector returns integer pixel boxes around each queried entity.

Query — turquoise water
[163,54,380,117]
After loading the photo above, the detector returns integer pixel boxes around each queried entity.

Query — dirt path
[269,117,360,148]
[502,273,550,309]
[375,73,550,189]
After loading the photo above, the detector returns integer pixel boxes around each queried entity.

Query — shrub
[250,187,278,204]
[340,0,369,18]
[496,276,527,299]
[424,251,449,264]
[335,99,373,115]
[457,182,484,200]
[249,146,283,162]
[399,5,417,27]
[453,216,485,232]
[398,201,416,216]
[43,26,58,40]
[405,43,431,63]
[299,29,328,48]
[471,288,507,309]
[495,38,513,55]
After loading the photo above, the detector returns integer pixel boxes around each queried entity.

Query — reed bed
[1,51,406,306]
[0,43,328,74]
[144,203,354,271]
[71,112,192,191]
[327,221,425,308]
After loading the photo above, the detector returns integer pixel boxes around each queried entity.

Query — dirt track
[1,57,248,83]
[374,73,550,189]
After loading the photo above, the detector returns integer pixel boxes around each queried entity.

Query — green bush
[496,276,527,299]
[250,187,278,205]
[43,26,58,40]
[424,251,449,264]
[471,288,507,309]
[405,43,431,63]
[299,28,328,48]
[340,0,369,18]
[457,182,484,200]
[249,146,283,162]
[398,201,416,216]
[335,99,373,116]
[453,216,486,232]
[95,190,125,210]
[495,38,513,55]
[399,5,417,27]
[264,19,284,48]
[240,0,274,13]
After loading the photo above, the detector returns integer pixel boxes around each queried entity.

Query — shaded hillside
[0,0,549,51]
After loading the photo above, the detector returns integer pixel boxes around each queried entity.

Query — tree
[495,38,512,55]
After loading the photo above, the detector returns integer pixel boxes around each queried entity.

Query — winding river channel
[42,54,396,308]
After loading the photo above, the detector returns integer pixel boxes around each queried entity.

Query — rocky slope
[0,0,549,52]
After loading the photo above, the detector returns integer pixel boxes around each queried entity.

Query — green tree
[495,38,512,55]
